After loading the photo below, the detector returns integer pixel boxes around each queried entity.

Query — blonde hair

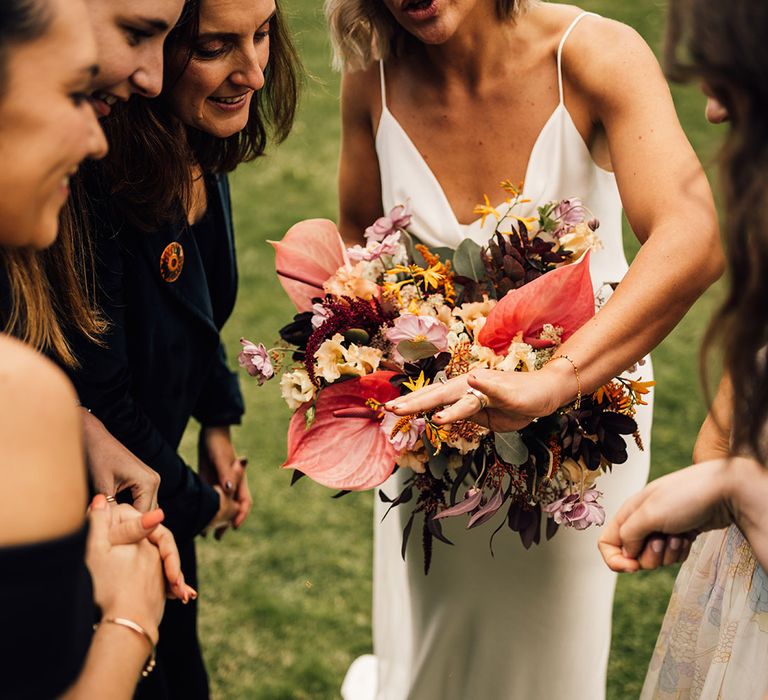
[325,0,537,71]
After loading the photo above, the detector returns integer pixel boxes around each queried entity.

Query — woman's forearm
[61,623,153,700]
[724,457,768,570]
[540,218,723,404]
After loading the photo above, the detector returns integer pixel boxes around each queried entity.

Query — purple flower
[347,232,402,262]
[311,302,333,329]
[380,412,426,452]
[386,314,450,353]
[238,338,274,385]
[543,488,605,531]
[365,203,412,242]
[553,198,587,229]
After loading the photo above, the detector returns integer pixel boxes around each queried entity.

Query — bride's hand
[385,365,574,429]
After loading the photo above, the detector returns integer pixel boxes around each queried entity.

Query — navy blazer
[68,173,244,541]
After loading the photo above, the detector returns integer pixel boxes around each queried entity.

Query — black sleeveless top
[0,525,95,699]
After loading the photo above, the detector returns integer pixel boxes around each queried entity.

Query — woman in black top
[0,0,174,698]
[68,0,300,696]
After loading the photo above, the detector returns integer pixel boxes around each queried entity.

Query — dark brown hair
[0,0,105,366]
[100,0,301,230]
[667,0,768,460]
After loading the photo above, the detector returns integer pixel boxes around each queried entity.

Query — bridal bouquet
[240,182,653,572]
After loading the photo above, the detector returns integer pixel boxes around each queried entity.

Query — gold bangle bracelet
[94,617,157,677]
[551,354,582,410]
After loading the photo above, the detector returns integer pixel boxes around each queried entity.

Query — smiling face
[166,0,276,138]
[85,0,185,117]
[0,0,107,249]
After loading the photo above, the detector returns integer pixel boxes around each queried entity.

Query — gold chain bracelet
[551,354,582,410]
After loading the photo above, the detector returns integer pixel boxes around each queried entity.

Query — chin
[31,221,60,250]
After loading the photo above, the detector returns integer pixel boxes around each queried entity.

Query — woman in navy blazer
[68,0,301,696]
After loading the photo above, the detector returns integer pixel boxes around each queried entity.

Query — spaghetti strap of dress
[378,59,387,111]
[557,12,600,104]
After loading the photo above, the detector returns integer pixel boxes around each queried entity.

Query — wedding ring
[465,387,489,410]
[105,496,117,503]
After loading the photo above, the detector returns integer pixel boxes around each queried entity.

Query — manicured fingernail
[140,509,164,529]
[189,587,198,600]
[669,537,682,551]
[434,413,444,421]
[623,568,635,574]
[225,480,233,492]
[91,494,107,510]
[651,539,664,553]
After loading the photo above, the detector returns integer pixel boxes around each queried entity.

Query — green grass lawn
[188,1,727,697]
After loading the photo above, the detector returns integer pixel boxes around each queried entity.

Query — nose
[130,49,164,98]
[230,46,267,92]
[86,105,109,160]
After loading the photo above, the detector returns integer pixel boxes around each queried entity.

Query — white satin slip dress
[342,12,653,700]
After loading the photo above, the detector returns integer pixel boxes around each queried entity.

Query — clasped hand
[199,426,253,539]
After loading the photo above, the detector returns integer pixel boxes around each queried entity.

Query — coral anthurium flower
[477,252,595,355]
[282,371,401,491]
[270,219,349,313]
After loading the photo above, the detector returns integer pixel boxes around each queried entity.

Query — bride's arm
[389,18,722,424]
[338,66,386,245]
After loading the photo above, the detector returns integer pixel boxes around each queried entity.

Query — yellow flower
[473,194,501,228]
[402,371,431,393]
[628,379,656,406]
[500,180,524,197]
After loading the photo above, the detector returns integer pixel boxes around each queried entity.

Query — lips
[207,92,252,113]
[400,0,438,19]
[209,93,250,105]
[90,91,120,119]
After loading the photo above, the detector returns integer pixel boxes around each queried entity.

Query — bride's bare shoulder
[0,335,86,546]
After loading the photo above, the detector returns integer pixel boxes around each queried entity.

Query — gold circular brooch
[160,242,184,283]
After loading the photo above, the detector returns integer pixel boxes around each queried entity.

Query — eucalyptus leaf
[431,246,456,263]
[397,339,440,362]
[427,449,449,480]
[452,238,485,281]
[402,230,425,266]
[494,431,529,465]
[304,404,316,430]
[344,328,370,345]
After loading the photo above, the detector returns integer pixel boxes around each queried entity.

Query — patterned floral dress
[642,525,768,699]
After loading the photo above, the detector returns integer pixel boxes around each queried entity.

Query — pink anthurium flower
[270,219,349,313]
[477,252,595,355]
[282,371,401,491]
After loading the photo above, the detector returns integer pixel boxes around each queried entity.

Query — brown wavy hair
[0,0,105,366]
[666,0,768,461]
[99,0,301,230]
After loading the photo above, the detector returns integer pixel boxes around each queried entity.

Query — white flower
[396,446,428,473]
[453,296,497,338]
[498,341,537,373]
[558,222,603,259]
[315,334,346,383]
[280,368,316,410]
[343,343,383,376]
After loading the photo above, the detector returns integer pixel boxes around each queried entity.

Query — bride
[326,1,721,698]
